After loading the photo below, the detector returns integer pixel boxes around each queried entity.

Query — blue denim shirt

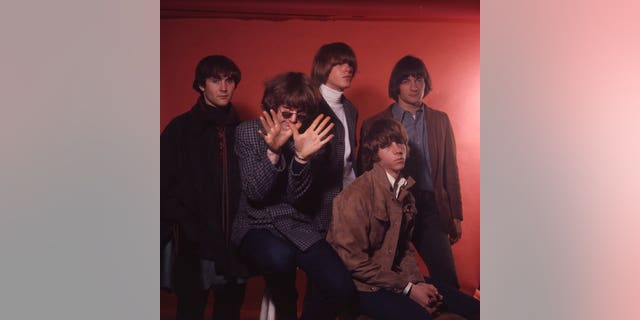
[391,103,433,191]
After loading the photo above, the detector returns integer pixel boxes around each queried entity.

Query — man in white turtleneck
[295,42,359,312]
[311,42,359,190]
[319,82,357,186]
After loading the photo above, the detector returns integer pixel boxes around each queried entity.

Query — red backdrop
[161,8,479,309]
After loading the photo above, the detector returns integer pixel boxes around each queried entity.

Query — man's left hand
[450,218,462,244]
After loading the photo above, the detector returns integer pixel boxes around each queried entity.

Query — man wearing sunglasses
[232,72,355,320]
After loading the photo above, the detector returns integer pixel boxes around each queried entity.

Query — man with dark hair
[161,55,247,320]
[232,72,355,320]
[359,55,463,289]
[329,118,479,320]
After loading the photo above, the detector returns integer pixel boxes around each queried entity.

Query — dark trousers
[174,253,246,320]
[357,277,479,320]
[175,282,246,320]
[239,229,355,320]
[412,190,460,288]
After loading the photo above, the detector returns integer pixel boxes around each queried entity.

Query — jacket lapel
[424,106,437,180]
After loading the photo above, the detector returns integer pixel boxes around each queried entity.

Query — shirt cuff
[266,148,281,165]
[291,156,307,174]
[403,282,413,295]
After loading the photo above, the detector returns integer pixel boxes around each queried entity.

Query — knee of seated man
[260,246,297,274]
[317,276,355,307]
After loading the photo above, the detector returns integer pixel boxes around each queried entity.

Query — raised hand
[258,109,293,154]
[291,114,335,160]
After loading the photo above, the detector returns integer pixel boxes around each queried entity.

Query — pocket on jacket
[402,202,417,227]
[370,211,390,249]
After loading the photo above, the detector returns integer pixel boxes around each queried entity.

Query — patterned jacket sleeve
[235,120,286,202]
[284,158,313,207]
[235,120,314,215]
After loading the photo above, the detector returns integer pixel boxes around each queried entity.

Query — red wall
[161,17,479,296]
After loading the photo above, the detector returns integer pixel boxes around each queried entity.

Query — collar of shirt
[391,102,424,121]
[385,170,407,200]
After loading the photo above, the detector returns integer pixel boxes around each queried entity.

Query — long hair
[310,42,357,86]
[388,55,431,101]
[260,72,321,123]
[360,118,409,173]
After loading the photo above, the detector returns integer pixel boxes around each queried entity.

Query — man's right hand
[258,109,293,154]
[408,282,443,312]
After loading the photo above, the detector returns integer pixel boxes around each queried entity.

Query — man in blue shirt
[359,55,464,289]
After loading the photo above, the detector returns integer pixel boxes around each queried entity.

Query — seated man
[327,118,479,320]
[232,72,355,320]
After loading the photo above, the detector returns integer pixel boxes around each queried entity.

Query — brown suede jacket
[327,163,424,293]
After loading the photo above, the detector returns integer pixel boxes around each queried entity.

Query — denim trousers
[239,229,354,320]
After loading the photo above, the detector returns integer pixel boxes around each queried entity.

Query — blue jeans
[239,229,355,320]
[357,277,479,320]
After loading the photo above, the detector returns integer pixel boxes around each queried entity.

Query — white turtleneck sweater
[320,84,356,187]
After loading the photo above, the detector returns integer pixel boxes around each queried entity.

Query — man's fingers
[261,110,272,127]
[259,115,269,133]
[315,116,332,133]
[320,134,335,144]
[265,109,278,128]
[309,114,325,131]
[318,123,335,139]
[450,231,461,244]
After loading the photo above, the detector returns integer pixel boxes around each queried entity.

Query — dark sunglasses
[279,108,308,122]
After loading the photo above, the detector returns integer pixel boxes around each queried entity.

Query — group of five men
[161,42,479,319]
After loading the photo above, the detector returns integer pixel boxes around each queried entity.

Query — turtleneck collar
[191,96,238,130]
[200,96,231,114]
[320,84,343,106]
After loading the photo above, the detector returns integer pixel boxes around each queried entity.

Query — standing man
[328,118,479,319]
[232,72,354,320]
[161,55,247,320]
[359,55,463,288]
[307,41,359,233]
[301,42,360,312]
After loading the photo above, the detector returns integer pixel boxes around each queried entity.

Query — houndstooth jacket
[231,118,324,251]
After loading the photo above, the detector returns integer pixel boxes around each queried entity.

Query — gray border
[482,0,640,319]
[1,1,158,318]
